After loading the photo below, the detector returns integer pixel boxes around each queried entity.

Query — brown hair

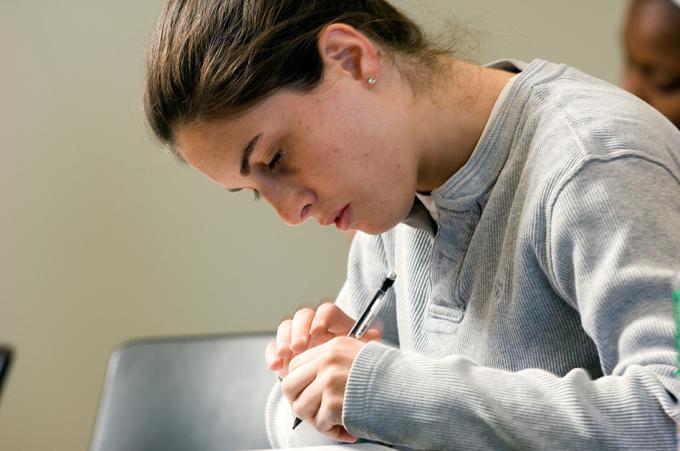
[144,0,450,159]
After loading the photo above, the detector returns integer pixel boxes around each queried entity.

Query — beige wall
[0,1,626,450]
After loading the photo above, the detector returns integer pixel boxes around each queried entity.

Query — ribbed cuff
[342,340,398,440]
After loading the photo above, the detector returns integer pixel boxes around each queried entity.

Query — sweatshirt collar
[430,59,530,211]
[402,59,550,234]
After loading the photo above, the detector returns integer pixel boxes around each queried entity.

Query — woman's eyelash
[250,150,283,201]
[268,150,284,171]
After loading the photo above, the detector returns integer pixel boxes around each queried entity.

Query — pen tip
[388,272,397,280]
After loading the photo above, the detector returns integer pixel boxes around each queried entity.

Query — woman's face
[622,0,680,128]
[176,75,419,235]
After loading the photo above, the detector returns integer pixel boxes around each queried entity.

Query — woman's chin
[354,218,403,235]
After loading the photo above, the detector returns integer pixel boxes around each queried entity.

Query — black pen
[292,272,397,430]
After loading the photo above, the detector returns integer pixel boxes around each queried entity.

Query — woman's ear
[317,23,380,86]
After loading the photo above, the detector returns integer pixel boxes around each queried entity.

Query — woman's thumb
[358,328,382,343]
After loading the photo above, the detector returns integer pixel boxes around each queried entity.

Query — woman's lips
[334,204,350,230]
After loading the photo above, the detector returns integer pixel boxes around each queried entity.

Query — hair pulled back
[144,0,446,155]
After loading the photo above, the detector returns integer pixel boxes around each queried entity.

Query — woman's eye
[268,150,284,172]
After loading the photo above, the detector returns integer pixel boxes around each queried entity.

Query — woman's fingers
[281,360,320,419]
[265,340,280,370]
[276,319,293,361]
[328,425,358,443]
[358,328,382,343]
[290,308,315,353]
[267,303,383,378]
[311,302,355,336]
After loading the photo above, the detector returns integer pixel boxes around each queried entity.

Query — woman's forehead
[174,118,249,181]
[174,96,293,182]
[176,84,337,168]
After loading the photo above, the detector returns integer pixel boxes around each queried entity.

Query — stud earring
[367,76,377,85]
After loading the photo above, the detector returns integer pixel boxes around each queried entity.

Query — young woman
[144,1,680,449]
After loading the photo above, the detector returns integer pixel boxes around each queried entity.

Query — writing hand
[265,302,381,378]
[281,336,368,443]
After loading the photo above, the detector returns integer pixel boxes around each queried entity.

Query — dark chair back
[90,333,275,451]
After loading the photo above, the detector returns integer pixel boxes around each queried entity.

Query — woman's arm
[342,155,680,450]
[265,232,398,447]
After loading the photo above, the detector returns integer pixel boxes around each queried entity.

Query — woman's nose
[261,184,314,226]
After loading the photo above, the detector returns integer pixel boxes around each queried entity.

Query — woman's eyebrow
[240,133,262,176]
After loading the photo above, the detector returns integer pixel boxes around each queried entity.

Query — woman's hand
[265,302,381,378]
[281,336,367,443]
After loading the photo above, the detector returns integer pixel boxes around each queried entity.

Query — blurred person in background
[622,0,680,128]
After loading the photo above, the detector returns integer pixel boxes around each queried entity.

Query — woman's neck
[412,59,515,193]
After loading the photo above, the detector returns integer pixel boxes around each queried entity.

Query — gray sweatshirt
[265,59,680,450]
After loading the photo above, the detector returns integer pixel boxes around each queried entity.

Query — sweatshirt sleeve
[341,154,680,450]
[265,231,398,448]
